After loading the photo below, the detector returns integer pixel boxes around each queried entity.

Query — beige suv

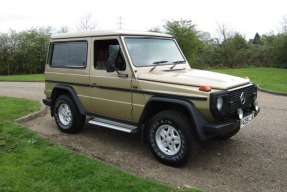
[43,30,260,166]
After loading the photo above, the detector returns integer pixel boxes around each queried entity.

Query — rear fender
[51,85,85,116]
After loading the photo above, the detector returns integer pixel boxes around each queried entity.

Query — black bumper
[42,98,52,107]
[202,109,260,139]
[203,120,240,136]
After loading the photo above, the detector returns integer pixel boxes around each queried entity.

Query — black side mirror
[106,61,115,73]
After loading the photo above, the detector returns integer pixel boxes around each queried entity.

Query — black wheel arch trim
[138,96,209,140]
[51,85,85,116]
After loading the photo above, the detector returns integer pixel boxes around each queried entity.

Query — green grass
[0,97,200,192]
[211,67,287,93]
[0,74,44,81]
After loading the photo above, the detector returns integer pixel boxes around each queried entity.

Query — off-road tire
[147,110,197,166]
[53,95,85,133]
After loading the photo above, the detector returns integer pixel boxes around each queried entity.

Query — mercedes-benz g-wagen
[43,30,260,166]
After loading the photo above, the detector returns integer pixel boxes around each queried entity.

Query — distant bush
[0,27,51,75]
[150,20,287,69]
[198,32,287,69]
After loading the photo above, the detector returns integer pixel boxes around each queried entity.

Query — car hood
[137,68,250,90]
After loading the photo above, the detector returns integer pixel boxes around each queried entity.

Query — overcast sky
[0,0,286,39]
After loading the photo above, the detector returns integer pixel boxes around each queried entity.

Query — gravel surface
[1,82,286,192]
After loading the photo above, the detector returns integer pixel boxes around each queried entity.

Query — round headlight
[216,96,223,111]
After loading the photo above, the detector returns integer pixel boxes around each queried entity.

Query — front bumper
[202,108,260,139]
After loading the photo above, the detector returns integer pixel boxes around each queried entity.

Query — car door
[89,37,133,121]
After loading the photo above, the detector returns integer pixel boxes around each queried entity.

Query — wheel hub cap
[58,103,72,126]
[155,125,181,156]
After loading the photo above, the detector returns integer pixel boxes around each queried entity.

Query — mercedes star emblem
[240,92,246,105]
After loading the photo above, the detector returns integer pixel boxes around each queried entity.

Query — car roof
[51,30,173,39]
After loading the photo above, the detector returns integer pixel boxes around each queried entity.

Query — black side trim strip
[96,85,207,101]
[96,85,131,92]
[46,80,207,101]
[134,90,207,101]
[46,80,90,87]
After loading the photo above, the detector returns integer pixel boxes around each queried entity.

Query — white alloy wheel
[58,103,72,126]
[155,124,182,156]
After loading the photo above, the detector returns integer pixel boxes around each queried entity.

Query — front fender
[138,96,209,140]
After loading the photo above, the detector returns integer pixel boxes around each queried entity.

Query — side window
[94,39,126,71]
[50,41,87,68]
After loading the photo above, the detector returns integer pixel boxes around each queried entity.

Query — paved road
[0,82,286,192]
[0,82,45,101]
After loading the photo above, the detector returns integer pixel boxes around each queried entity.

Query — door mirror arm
[106,62,128,78]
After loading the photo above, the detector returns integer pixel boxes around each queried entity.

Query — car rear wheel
[53,95,85,133]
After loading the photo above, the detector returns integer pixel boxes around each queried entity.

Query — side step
[88,117,139,133]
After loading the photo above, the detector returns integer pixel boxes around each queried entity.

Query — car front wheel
[147,110,197,166]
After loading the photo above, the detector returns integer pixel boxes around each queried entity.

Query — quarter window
[50,41,87,68]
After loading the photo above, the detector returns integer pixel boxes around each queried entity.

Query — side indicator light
[199,85,211,92]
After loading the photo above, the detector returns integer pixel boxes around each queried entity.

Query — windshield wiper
[170,60,186,69]
[149,61,168,72]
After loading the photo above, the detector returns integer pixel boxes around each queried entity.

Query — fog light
[237,108,243,120]
[253,101,259,111]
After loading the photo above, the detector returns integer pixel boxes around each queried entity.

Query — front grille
[227,85,256,116]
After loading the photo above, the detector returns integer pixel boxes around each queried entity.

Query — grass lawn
[211,67,287,93]
[0,97,199,192]
[0,74,44,81]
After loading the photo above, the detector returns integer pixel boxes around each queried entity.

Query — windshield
[124,38,185,67]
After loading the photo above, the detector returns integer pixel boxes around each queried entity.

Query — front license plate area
[240,113,254,128]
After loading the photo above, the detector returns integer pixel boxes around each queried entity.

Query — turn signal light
[199,85,211,92]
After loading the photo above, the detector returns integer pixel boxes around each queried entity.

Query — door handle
[117,73,128,78]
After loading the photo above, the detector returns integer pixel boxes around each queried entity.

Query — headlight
[210,91,228,120]
[216,96,223,111]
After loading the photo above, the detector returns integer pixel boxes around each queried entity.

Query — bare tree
[76,13,97,31]
[57,26,69,34]
[216,23,234,63]
[216,22,233,43]
[281,15,287,33]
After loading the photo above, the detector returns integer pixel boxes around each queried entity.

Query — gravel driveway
[0,82,286,192]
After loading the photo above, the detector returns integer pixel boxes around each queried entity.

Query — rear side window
[50,41,87,68]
